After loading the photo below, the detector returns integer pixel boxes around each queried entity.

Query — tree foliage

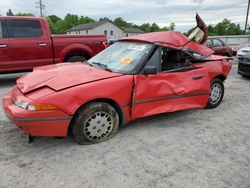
[208,19,245,36]
[47,14,95,34]
[6,9,34,17]
[46,15,175,34]
[15,13,35,17]
[5,9,248,35]
[6,9,14,16]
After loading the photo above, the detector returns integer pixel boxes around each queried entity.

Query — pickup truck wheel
[67,56,86,62]
[72,102,119,145]
[206,78,224,109]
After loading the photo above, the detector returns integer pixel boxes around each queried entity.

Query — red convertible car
[3,15,232,144]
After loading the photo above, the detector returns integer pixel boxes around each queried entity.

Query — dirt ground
[0,64,250,188]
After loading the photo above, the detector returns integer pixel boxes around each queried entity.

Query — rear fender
[60,43,94,62]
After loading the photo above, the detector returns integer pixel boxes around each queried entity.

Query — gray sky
[0,0,248,31]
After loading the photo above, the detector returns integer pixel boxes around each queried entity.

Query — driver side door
[131,48,210,119]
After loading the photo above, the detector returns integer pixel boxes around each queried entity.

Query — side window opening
[7,20,43,38]
[205,39,213,48]
[213,39,223,47]
[160,48,192,72]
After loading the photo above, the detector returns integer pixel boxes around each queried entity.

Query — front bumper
[2,90,72,137]
[238,62,250,77]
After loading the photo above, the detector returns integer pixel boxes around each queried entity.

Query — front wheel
[206,78,224,109]
[72,102,119,145]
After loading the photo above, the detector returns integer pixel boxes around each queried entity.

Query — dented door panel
[132,68,210,119]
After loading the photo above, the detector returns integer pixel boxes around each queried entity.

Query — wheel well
[68,98,124,135]
[64,50,90,62]
[214,74,226,81]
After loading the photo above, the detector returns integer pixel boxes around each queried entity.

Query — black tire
[206,78,224,109]
[241,74,250,79]
[72,102,119,145]
[66,56,86,62]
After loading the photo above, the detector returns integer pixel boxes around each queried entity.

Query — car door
[0,20,12,72]
[212,39,225,55]
[131,48,210,119]
[6,19,53,71]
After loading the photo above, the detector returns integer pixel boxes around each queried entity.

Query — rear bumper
[2,91,72,137]
[238,62,250,76]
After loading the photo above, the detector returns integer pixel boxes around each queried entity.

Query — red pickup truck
[0,16,108,74]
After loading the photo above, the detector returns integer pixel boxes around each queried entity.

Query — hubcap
[209,83,222,104]
[83,111,113,141]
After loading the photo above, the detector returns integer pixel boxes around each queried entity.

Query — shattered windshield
[88,42,153,74]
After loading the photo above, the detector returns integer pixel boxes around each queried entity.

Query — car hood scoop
[17,63,122,94]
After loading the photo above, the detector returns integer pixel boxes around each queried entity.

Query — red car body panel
[0,16,107,73]
[3,89,70,136]
[132,68,210,119]
[2,25,232,137]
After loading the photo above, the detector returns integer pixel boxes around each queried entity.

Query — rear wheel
[67,56,86,62]
[72,102,119,145]
[206,78,224,109]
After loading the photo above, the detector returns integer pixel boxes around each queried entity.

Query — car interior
[143,47,200,74]
[160,48,192,72]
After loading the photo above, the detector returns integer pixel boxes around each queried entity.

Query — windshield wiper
[84,61,93,67]
[92,62,112,72]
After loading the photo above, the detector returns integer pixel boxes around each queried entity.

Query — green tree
[150,23,160,32]
[15,13,34,17]
[79,16,95,24]
[139,23,151,32]
[6,9,14,16]
[99,17,110,22]
[47,15,61,23]
[169,22,175,31]
[114,17,134,28]
[7,9,34,17]
[208,19,244,35]
[64,14,79,29]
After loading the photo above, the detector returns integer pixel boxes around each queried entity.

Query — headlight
[14,99,58,111]
[15,99,30,109]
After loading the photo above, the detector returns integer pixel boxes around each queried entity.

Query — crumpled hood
[17,63,122,94]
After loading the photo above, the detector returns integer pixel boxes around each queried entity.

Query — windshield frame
[87,41,155,75]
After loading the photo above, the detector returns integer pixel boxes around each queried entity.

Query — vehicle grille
[238,63,250,73]
[242,50,250,53]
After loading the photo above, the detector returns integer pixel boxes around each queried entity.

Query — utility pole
[35,0,45,17]
[245,0,250,33]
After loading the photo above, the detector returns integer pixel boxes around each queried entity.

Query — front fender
[34,75,134,116]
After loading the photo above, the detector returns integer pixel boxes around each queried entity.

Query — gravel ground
[0,64,250,188]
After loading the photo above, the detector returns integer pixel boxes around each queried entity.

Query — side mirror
[143,66,157,75]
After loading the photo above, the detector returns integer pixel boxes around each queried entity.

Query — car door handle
[0,44,8,48]
[192,74,206,80]
[38,43,48,47]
